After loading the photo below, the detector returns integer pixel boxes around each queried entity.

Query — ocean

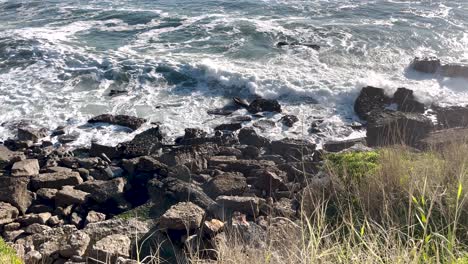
[0,0,467,146]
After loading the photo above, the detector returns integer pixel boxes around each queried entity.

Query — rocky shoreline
[1,57,468,264]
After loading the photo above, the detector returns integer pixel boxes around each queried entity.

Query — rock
[85,211,106,225]
[253,120,276,131]
[183,128,207,139]
[214,123,242,131]
[354,86,391,120]
[0,176,33,214]
[215,196,264,218]
[31,171,83,190]
[276,42,320,50]
[242,145,261,159]
[203,172,247,198]
[75,178,126,204]
[231,115,252,122]
[159,202,205,231]
[0,202,19,225]
[3,222,20,231]
[84,218,150,244]
[410,57,441,74]
[202,219,224,237]
[169,164,191,182]
[88,234,131,263]
[238,128,270,148]
[23,223,52,234]
[118,127,163,158]
[47,215,63,226]
[159,145,210,172]
[11,159,40,176]
[24,250,42,264]
[0,145,25,169]
[17,127,48,142]
[280,115,299,127]
[57,133,79,144]
[441,64,468,78]
[89,142,121,159]
[253,169,287,195]
[366,110,433,147]
[233,97,249,108]
[392,88,425,113]
[36,188,58,201]
[323,138,367,153]
[269,138,316,161]
[3,229,24,241]
[70,212,83,226]
[46,166,72,173]
[88,114,147,130]
[247,98,282,114]
[18,212,52,226]
[55,186,90,207]
[28,204,53,214]
[109,89,128,97]
[434,106,468,129]
[418,128,468,150]
[124,156,168,176]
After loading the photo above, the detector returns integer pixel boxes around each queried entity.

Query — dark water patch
[92,10,160,25]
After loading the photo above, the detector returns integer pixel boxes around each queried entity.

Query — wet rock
[118,127,163,158]
[0,145,25,169]
[269,138,316,161]
[354,86,391,120]
[434,105,468,129]
[323,138,366,153]
[57,133,79,144]
[215,196,264,218]
[17,127,48,142]
[392,88,425,113]
[253,120,276,131]
[88,114,146,130]
[11,159,40,176]
[441,64,468,78]
[55,186,90,207]
[0,202,19,225]
[89,142,121,159]
[233,97,249,108]
[366,110,433,147]
[183,128,207,139]
[109,89,128,97]
[31,171,83,190]
[238,128,270,148]
[280,115,299,127]
[159,202,205,231]
[410,57,441,74]
[276,42,320,50]
[88,234,131,263]
[248,98,282,114]
[203,172,247,198]
[217,146,243,157]
[214,123,242,131]
[75,177,126,204]
[0,177,33,214]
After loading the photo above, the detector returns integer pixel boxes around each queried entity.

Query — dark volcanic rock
[253,169,287,195]
[118,127,163,158]
[238,128,270,148]
[354,86,391,120]
[366,110,433,147]
[280,115,299,127]
[31,171,83,190]
[89,142,121,159]
[75,177,126,204]
[276,42,320,50]
[247,98,282,114]
[323,138,366,153]
[233,97,249,108]
[393,88,425,113]
[17,127,48,142]
[183,128,207,139]
[269,138,316,161]
[88,114,146,130]
[0,177,33,214]
[215,196,264,218]
[0,146,25,169]
[441,64,468,78]
[434,106,468,129]
[410,57,441,74]
[214,123,242,131]
[203,172,247,198]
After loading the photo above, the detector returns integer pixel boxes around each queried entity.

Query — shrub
[0,238,22,264]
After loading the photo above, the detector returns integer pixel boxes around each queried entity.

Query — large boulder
[75,178,126,204]
[0,146,25,169]
[88,234,132,263]
[215,196,264,218]
[253,169,287,195]
[279,115,299,127]
[31,171,83,190]
[55,186,90,207]
[366,110,433,147]
[441,64,468,78]
[269,138,316,161]
[354,86,391,120]
[118,127,163,158]
[122,156,168,176]
[88,114,147,130]
[89,142,121,159]
[238,128,270,148]
[434,106,468,129]
[11,159,40,177]
[0,202,19,225]
[159,202,205,231]
[17,126,48,142]
[203,172,247,198]
[83,218,150,244]
[410,57,441,74]
[247,98,282,114]
[0,176,33,214]
[392,88,425,113]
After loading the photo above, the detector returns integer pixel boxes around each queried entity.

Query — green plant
[0,237,22,264]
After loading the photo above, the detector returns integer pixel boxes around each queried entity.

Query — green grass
[0,237,22,264]
[325,150,380,183]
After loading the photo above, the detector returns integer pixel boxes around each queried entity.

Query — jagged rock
[441,64,468,78]
[241,145,261,159]
[159,202,205,231]
[410,57,441,74]
[183,128,207,139]
[84,218,150,244]
[89,142,121,159]
[85,211,106,225]
[3,222,20,231]
[0,202,19,225]
[253,169,287,194]
[24,250,42,264]
[118,127,163,158]
[354,86,391,120]
[323,138,366,153]
[366,110,433,147]
[122,156,168,176]
[215,196,264,218]
[47,215,63,226]
[36,188,58,201]
[75,178,126,204]
[17,127,48,142]
[214,123,242,131]
[203,172,247,198]
[169,164,191,182]
[248,98,282,114]
[46,166,72,173]
[58,133,79,144]
[88,114,146,130]
[280,115,299,127]
[0,176,33,214]
[392,88,425,113]
[434,105,468,129]
[269,138,316,161]
[18,212,52,226]
[276,41,320,50]
[159,145,211,172]
[31,171,83,190]
[77,157,102,170]
[3,229,24,241]
[23,223,52,234]
[88,234,131,263]
[211,158,276,176]
[11,159,40,176]
[55,186,90,207]
[0,145,25,169]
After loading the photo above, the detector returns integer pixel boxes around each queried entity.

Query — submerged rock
[392,88,425,113]
[441,64,468,78]
[410,57,441,74]
[247,98,282,114]
[88,114,146,130]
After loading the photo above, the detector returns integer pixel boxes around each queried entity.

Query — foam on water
[0,0,467,147]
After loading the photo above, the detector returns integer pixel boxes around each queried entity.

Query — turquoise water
[0,0,467,145]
